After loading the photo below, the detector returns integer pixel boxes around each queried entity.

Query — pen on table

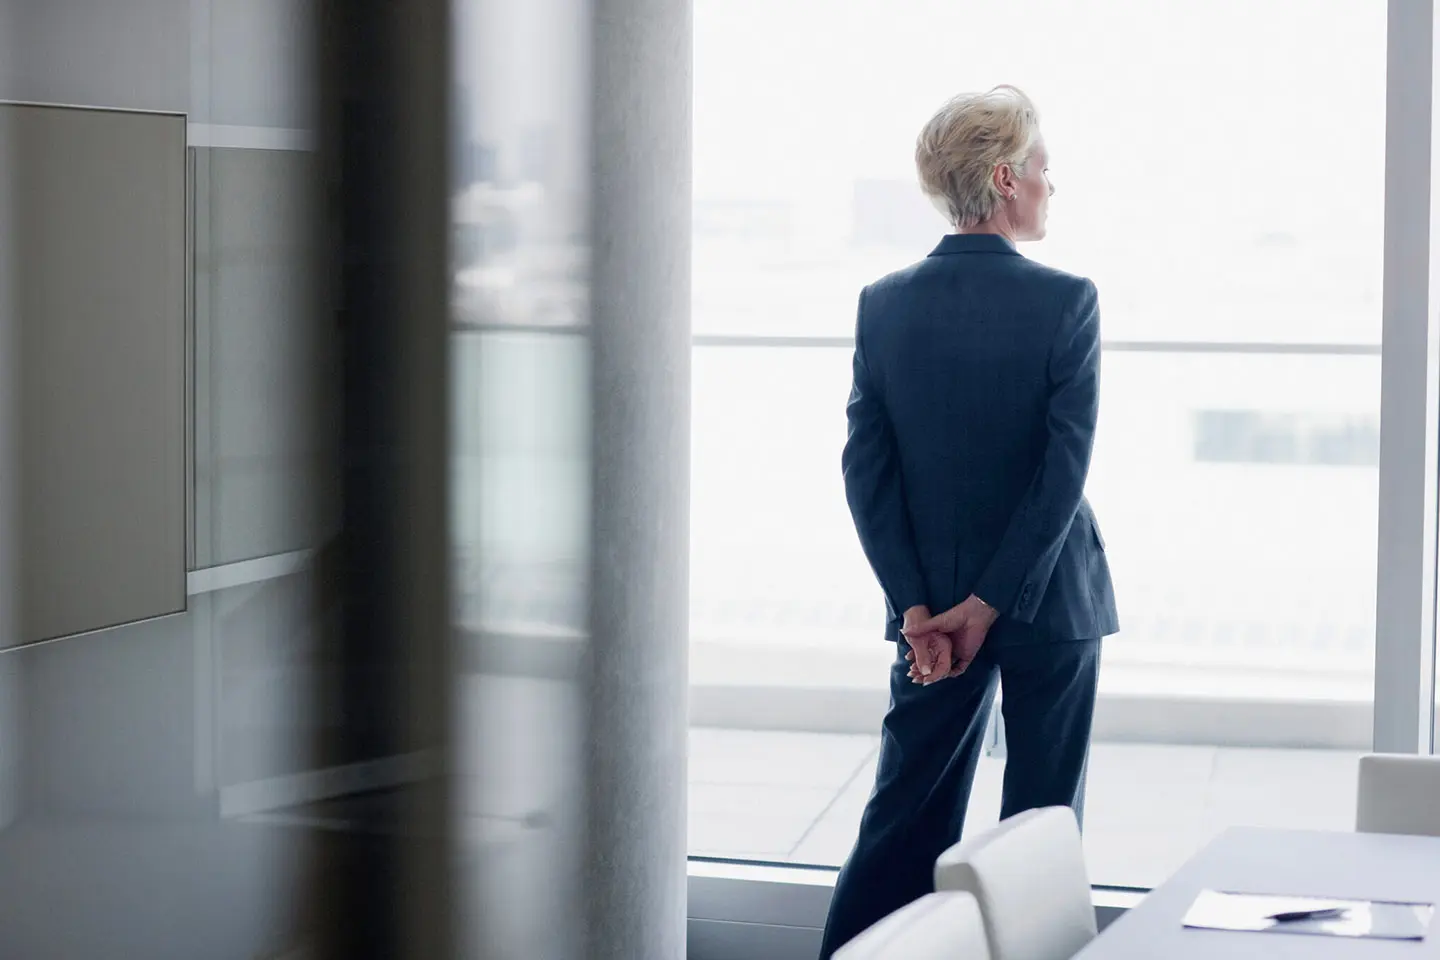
[1268,907,1349,923]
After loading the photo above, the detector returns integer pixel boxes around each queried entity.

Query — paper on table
[1184,890,1434,941]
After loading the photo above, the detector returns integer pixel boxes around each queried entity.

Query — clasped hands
[901,595,1000,686]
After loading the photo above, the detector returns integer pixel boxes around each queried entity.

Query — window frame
[1374,0,1440,755]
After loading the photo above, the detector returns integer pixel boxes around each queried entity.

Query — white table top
[1077,828,1440,958]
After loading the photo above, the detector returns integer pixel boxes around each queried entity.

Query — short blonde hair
[916,86,1041,228]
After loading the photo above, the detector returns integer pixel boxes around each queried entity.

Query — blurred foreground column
[585,0,693,957]
[314,0,455,957]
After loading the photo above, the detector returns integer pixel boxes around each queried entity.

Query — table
[1076,828,1440,958]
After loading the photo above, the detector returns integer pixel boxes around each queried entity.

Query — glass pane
[193,146,339,567]
[0,2,334,955]
[452,0,592,955]
[694,0,1384,342]
[691,345,1379,882]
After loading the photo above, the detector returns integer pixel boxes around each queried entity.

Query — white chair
[1357,753,1440,836]
[835,891,991,960]
[934,807,1096,960]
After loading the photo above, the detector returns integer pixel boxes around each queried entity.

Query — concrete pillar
[585,0,692,956]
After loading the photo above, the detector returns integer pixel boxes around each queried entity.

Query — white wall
[0,0,313,127]
[3,0,190,112]
[193,0,315,127]
[0,0,327,818]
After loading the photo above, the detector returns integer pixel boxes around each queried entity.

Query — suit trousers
[816,636,1101,959]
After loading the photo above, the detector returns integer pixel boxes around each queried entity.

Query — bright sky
[693,0,1388,341]
[695,0,1384,220]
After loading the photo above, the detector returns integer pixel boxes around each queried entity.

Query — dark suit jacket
[842,233,1119,645]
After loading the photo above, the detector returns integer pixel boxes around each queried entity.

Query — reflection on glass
[0,3,333,955]
[193,147,338,568]
[0,575,329,956]
[452,0,591,956]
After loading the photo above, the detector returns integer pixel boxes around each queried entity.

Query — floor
[688,728,1362,889]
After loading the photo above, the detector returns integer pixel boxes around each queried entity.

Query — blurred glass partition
[192,145,339,569]
[0,1,337,956]
[0,0,689,951]
[310,0,457,956]
[0,0,457,956]
[451,0,593,955]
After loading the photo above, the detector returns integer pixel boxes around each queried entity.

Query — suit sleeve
[973,279,1102,622]
[842,288,928,625]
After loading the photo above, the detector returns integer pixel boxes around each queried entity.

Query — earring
[1009,193,1017,201]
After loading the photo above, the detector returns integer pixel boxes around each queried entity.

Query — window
[1192,410,1380,466]
[688,0,1387,887]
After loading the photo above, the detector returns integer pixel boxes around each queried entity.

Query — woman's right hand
[902,595,999,680]
[901,605,954,685]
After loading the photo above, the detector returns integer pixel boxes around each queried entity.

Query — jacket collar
[928,233,1020,257]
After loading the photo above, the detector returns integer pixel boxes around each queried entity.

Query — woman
[818,86,1118,957]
